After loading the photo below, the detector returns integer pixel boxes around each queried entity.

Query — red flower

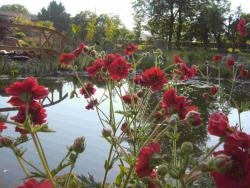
[133,74,143,85]
[104,53,121,68]
[59,53,75,65]
[85,99,98,110]
[79,82,96,98]
[208,112,230,137]
[211,147,250,188]
[239,66,248,78]
[122,94,138,105]
[5,77,48,105]
[183,106,202,126]
[212,54,222,62]
[17,178,52,188]
[227,58,235,68]
[224,131,250,154]
[141,67,167,91]
[0,122,7,132]
[73,43,85,57]
[210,85,218,96]
[11,101,47,125]
[175,63,197,81]
[121,122,129,132]
[107,56,131,81]
[86,58,105,78]
[202,92,209,99]
[173,55,185,64]
[237,18,248,37]
[161,88,191,118]
[124,43,138,56]
[136,142,160,178]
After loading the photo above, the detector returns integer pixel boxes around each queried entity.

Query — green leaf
[119,165,127,174]
[71,24,80,34]
[115,173,122,186]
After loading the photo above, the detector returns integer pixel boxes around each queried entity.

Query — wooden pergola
[0,21,67,56]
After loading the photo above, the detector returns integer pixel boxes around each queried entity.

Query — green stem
[31,133,56,188]
[64,153,78,188]
[13,149,30,177]
[102,144,114,188]
[20,156,44,175]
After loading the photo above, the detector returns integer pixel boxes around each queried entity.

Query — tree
[0,4,29,14]
[37,1,70,32]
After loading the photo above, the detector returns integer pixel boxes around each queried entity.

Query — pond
[0,77,250,187]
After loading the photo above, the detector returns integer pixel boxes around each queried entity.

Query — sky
[0,0,249,30]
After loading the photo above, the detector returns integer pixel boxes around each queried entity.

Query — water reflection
[0,78,250,187]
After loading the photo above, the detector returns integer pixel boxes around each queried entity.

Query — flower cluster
[237,18,248,37]
[86,53,131,81]
[206,112,250,188]
[4,77,48,133]
[59,43,86,65]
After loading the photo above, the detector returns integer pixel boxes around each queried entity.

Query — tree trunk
[176,7,183,50]
[168,1,174,50]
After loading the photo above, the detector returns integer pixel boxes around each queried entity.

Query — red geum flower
[133,74,143,85]
[202,92,209,99]
[210,85,218,96]
[141,67,167,91]
[237,18,248,37]
[124,43,138,56]
[183,106,202,126]
[73,43,85,57]
[208,112,231,137]
[79,82,96,98]
[0,122,7,132]
[212,54,222,62]
[11,101,47,125]
[85,99,98,110]
[103,53,121,68]
[107,56,131,81]
[17,178,52,188]
[224,131,250,154]
[161,88,191,118]
[173,55,185,64]
[239,66,248,78]
[227,58,235,68]
[59,53,75,65]
[122,94,138,105]
[86,58,105,78]
[135,142,160,178]
[149,171,158,188]
[211,148,250,188]
[5,77,48,105]
[175,63,197,81]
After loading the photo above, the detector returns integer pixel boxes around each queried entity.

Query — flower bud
[199,162,211,172]
[102,128,112,138]
[0,113,8,123]
[0,137,13,148]
[72,137,86,153]
[169,114,179,126]
[180,141,193,155]
[185,111,202,127]
[157,164,168,176]
[212,154,233,173]
[90,50,97,57]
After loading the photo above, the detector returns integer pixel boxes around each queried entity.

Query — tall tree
[37,1,70,32]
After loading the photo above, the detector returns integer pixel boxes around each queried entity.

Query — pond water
[0,77,250,188]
